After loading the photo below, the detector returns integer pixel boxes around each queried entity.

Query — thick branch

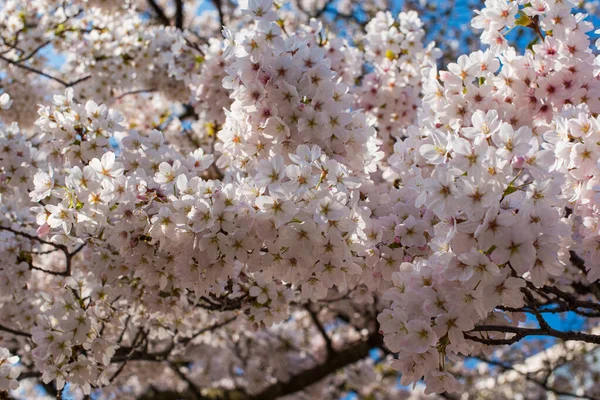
[168,361,206,400]
[249,331,383,400]
[147,0,171,25]
[175,0,185,29]
[132,331,384,399]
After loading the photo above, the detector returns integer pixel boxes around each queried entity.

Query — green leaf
[526,36,539,51]
[54,23,66,36]
[484,245,497,256]
[503,183,518,197]
[515,12,532,27]
[18,250,32,265]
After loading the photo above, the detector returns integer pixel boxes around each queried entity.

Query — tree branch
[466,325,600,346]
[248,331,383,400]
[0,226,67,250]
[115,88,157,100]
[212,0,225,26]
[0,323,31,338]
[476,356,600,400]
[147,0,171,25]
[175,0,185,29]
[532,282,600,313]
[1,226,86,276]
[180,317,236,345]
[168,361,206,400]
[120,330,384,400]
[0,54,90,87]
[305,306,334,358]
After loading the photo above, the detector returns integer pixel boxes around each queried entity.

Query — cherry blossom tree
[1,0,600,399]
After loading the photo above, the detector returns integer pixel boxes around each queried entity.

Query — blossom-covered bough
[1,0,600,399]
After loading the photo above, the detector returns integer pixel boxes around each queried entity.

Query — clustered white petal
[0,0,599,397]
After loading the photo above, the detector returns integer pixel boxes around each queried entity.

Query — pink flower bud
[512,156,525,168]
[36,223,50,237]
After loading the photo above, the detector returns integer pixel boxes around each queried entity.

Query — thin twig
[0,323,31,338]
[0,55,90,87]
[306,305,334,358]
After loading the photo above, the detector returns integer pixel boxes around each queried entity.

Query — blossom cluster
[0,0,600,398]
[0,348,19,392]
[356,10,440,154]
[376,0,600,392]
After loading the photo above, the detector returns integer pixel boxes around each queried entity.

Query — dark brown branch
[532,283,600,313]
[70,243,87,258]
[0,54,90,87]
[175,0,185,29]
[192,294,247,311]
[212,0,225,26]
[118,330,383,400]
[464,332,526,346]
[115,88,157,100]
[263,330,318,364]
[17,371,42,380]
[2,226,86,276]
[569,250,600,300]
[476,356,600,400]
[18,40,52,63]
[439,393,459,400]
[0,323,31,338]
[522,288,551,331]
[29,264,68,276]
[466,325,600,346]
[0,226,67,250]
[108,360,128,383]
[306,306,334,357]
[248,331,383,400]
[168,361,207,400]
[30,248,62,256]
[184,37,205,56]
[147,0,171,25]
[313,0,335,18]
[180,317,236,345]
[112,317,235,364]
[497,304,600,318]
